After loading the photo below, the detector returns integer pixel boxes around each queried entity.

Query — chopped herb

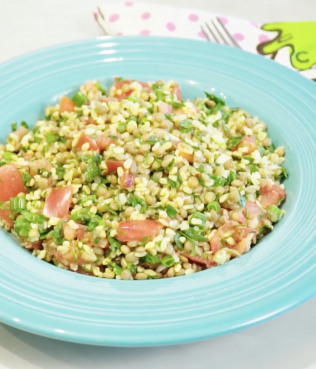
[194,131,203,140]
[13,215,32,237]
[196,165,206,173]
[155,90,165,101]
[34,136,42,144]
[11,122,17,132]
[56,164,65,180]
[46,132,58,144]
[266,143,276,153]
[250,165,259,173]
[94,237,101,244]
[87,215,104,231]
[267,205,283,222]
[209,175,226,187]
[0,201,9,210]
[51,221,64,245]
[104,205,118,216]
[72,92,87,107]
[3,152,13,162]
[108,135,118,140]
[282,167,288,179]
[166,204,178,219]
[128,194,147,213]
[70,209,91,223]
[84,155,101,182]
[180,228,208,242]
[108,236,121,252]
[161,255,175,267]
[165,158,175,171]
[20,211,46,224]
[243,155,254,163]
[174,234,183,250]
[168,101,185,109]
[258,224,273,237]
[127,263,137,274]
[258,146,265,156]
[151,176,159,183]
[204,92,225,105]
[198,176,205,187]
[145,136,159,145]
[179,120,193,133]
[165,114,173,120]
[20,121,29,129]
[151,205,165,211]
[207,201,220,213]
[117,122,127,133]
[227,136,242,150]
[190,211,208,228]
[22,172,32,190]
[140,254,160,264]
[167,177,180,189]
[10,196,26,213]
[227,171,236,184]
[95,81,107,95]
[78,195,96,204]
[59,136,67,144]
[108,262,122,275]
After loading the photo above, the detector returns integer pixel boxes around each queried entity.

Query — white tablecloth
[1,0,316,368]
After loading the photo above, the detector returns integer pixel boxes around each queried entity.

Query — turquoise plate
[0,37,316,346]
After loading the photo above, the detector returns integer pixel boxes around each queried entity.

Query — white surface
[1,0,316,368]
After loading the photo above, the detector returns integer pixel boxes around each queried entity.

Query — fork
[201,17,240,48]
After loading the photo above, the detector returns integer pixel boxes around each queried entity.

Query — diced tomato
[210,232,222,253]
[29,159,52,177]
[233,227,253,243]
[77,268,94,276]
[100,96,118,103]
[233,238,251,254]
[116,220,164,242]
[95,130,120,152]
[244,201,262,220]
[237,210,246,224]
[121,172,134,187]
[260,184,285,208]
[182,254,215,269]
[179,149,194,163]
[30,241,43,250]
[0,164,27,227]
[12,126,28,140]
[233,136,257,154]
[158,101,172,114]
[106,160,124,174]
[173,82,182,100]
[77,225,85,240]
[111,79,150,100]
[59,96,75,113]
[63,222,85,241]
[43,185,72,218]
[76,132,98,151]
[85,118,98,125]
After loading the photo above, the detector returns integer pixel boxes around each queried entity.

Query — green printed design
[257,22,316,71]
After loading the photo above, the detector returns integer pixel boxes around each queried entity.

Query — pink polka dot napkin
[94,3,316,81]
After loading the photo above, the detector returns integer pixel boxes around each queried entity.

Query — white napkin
[94,2,316,81]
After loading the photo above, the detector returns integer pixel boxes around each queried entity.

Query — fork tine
[215,17,241,48]
[200,25,213,42]
[204,22,221,43]
[211,20,230,46]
